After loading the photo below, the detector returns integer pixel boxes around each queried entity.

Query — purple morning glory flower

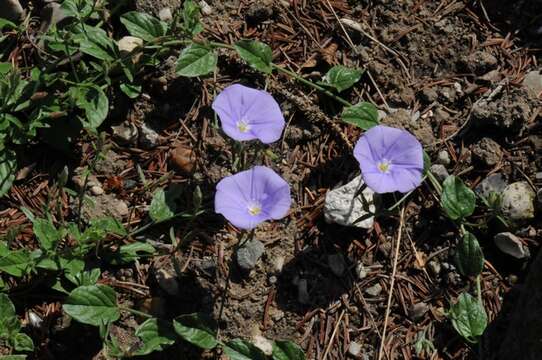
[211,84,285,144]
[215,166,291,229]
[354,125,424,194]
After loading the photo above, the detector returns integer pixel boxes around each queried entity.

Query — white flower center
[236,117,251,133]
[247,201,262,216]
[377,159,391,173]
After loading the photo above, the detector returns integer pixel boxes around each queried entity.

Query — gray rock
[475,173,507,198]
[430,164,449,182]
[117,36,144,54]
[0,0,24,23]
[472,137,503,166]
[327,253,346,277]
[236,239,265,271]
[365,283,383,297]
[408,302,429,321]
[39,2,68,33]
[523,70,542,98]
[494,232,530,259]
[139,123,161,149]
[198,0,213,15]
[112,122,138,144]
[158,7,172,22]
[324,175,375,229]
[437,150,451,165]
[348,341,362,357]
[501,182,536,221]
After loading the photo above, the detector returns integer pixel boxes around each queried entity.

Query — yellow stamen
[236,119,251,133]
[248,204,262,216]
[377,160,391,173]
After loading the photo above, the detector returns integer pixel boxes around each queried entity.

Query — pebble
[89,185,104,196]
[327,253,346,277]
[523,70,542,98]
[199,0,213,15]
[155,268,179,296]
[355,262,368,279]
[500,182,536,221]
[475,173,507,199]
[236,239,265,271]
[472,137,503,166]
[365,283,383,297]
[408,302,429,321]
[170,145,196,173]
[252,335,273,356]
[139,123,161,149]
[324,175,375,229]
[494,232,530,259]
[0,0,24,22]
[436,150,451,165]
[112,122,138,144]
[158,7,173,22]
[430,164,449,182]
[117,36,144,54]
[348,341,362,357]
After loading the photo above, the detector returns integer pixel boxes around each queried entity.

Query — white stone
[117,36,143,53]
[494,232,530,259]
[139,123,160,149]
[198,1,213,15]
[500,182,536,221]
[348,341,362,357]
[252,335,273,356]
[437,150,451,165]
[158,7,173,22]
[324,175,375,229]
[355,262,368,279]
[523,70,542,98]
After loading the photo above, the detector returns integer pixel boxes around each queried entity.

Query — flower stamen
[236,118,251,133]
[247,201,262,216]
[377,160,391,174]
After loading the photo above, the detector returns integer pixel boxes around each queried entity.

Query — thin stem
[119,306,153,319]
[271,64,352,107]
[426,171,443,194]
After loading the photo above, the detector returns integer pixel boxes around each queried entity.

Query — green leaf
[61,0,99,19]
[89,217,127,237]
[234,40,273,74]
[149,186,182,223]
[120,83,141,99]
[322,65,363,92]
[0,355,27,359]
[448,293,487,343]
[176,44,217,77]
[0,62,12,74]
[423,151,431,176]
[120,12,168,42]
[36,256,84,274]
[71,86,109,130]
[63,285,120,326]
[454,232,484,277]
[272,340,305,360]
[106,242,156,265]
[33,218,61,252]
[0,19,17,31]
[173,313,218,350]
[182,0,204,36]
[133,318,176,356]
[12,333,34,352]
[0,248,34,277]
[341,102,379,130]
[223,339,267,360]
[66,268,101,286]
[0,294,20,338]
[0,150,17,197]
[73,25,116,61]
[441,176,476,220]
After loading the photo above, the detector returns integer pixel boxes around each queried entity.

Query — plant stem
[119,306,153,319]
[426,171,443,194]
[271,64,352,107]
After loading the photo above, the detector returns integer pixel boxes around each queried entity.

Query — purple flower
[212,84,285,144]
[354,125,423,194]
[215,166,291,229]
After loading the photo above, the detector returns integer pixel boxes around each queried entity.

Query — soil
[1,0,541,360]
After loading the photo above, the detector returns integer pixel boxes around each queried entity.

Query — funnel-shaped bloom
[354,125,423,193]
[212,84,285,144]
[215,166,291,229]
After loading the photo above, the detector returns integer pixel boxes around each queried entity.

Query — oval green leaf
[173,313,218,350]
[323,65,363,92]
[272,340,305,360]
[449,292,487,343]
[223,338,267,360]
[120,12,168,42]
[63,285,120,326]
[176,44,217,77]
[341,102,379,130]
[441,176,476,220]
[133,318,176,356]
[454,232,484,277]
[234,40,273,74]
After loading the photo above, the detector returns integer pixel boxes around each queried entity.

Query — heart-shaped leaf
[234,40,273,74]
[120,12,168,41]
[322,65,363,92]
[176,44,217,77]
[341,102,379,130]
[173,313,218,350]
[63,285,120,326]
[133,318,176,356]
[449,292,487,343]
